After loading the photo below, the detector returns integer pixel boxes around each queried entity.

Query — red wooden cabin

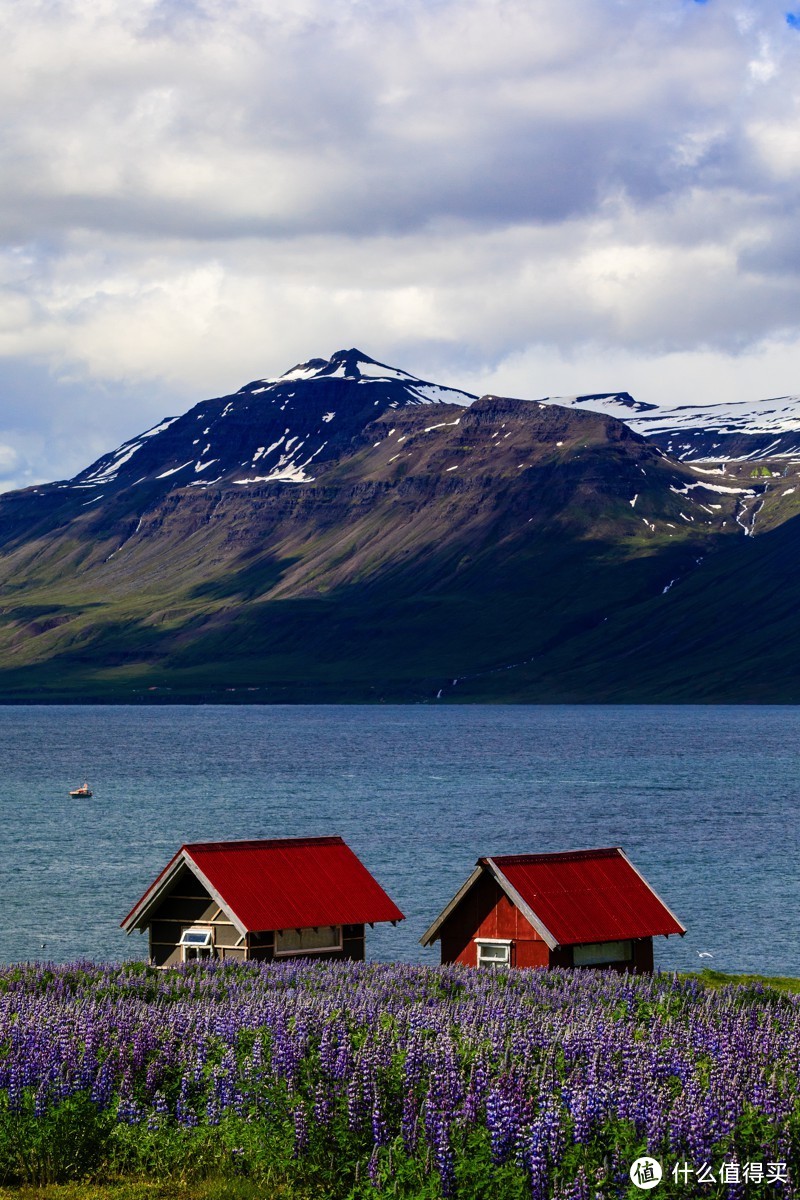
[420,847,685,972]
[121,835,404,967]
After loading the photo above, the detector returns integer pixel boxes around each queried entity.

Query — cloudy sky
[3,0,800,489]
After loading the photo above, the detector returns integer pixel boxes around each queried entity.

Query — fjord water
[1,704,797,976]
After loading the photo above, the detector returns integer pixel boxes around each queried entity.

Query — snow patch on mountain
[670,481,755,496]
[549,392,800,435]
[233,464,311,484]
[252,349,477,407]
[157,462,192,479]
[72,416,181,488]
[544,392,800,460]
[55,349,482,504]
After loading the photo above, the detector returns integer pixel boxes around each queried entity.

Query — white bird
[698,951,714,959]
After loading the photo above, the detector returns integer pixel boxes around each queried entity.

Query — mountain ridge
[2,349,800,702]
[545,390,800,461]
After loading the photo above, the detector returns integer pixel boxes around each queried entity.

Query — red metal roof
[122,836,404,933]
[485,847,685,946]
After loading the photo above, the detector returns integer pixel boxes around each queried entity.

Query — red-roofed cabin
[121,836,404,967]
[420,847,685,973]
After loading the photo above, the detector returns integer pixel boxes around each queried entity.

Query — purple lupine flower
[401,1087,419,1153]
[371,1084,389,1148]
[0,959,797,1195]
[367,1146,381,1188]
[293,1102,309,1156]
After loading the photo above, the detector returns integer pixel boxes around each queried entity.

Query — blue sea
[0,705,797,976]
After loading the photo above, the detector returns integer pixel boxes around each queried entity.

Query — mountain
[2,349,800,703]
[69,346,477,493]
[544,392,800,461]
[4,349,476,543]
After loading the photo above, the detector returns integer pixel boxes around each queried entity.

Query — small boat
[69,782,92,798]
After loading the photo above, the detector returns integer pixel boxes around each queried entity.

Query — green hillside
[0,391,798,702]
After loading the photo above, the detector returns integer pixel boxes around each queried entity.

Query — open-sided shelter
[420,847,685,972]
[121,836,404,966]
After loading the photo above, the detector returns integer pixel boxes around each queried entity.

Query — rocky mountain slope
[1,349,475,546]
[2,350,800,702]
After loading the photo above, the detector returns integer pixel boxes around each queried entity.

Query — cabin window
[179,927,214,961]
[572,940,633,967]
[475,939,511,968]
[274,926,343,956]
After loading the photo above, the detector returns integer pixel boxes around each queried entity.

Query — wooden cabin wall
[438,873,549,967]
[245,924,366,963]
[342,924,365,960]
[246,930,274,962]
[600,938,653,975]
[148,865,209,966]
[147,864,246,965]
[633,938,654,973]
[554,938,654,974]
[513,938,552,969]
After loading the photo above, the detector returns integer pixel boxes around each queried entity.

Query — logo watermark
[630,1157,663,1190]
[672,1161,788,1186]
[629,1157,790,1189]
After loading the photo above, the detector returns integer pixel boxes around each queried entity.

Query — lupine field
[0,961,797,1198]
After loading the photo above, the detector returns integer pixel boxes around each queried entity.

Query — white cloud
[458,336,800,413]
[0,443,18,473]
[2,0,800,485]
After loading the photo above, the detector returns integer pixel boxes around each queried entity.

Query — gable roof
[121,836,405,937]
[421,847,685,949]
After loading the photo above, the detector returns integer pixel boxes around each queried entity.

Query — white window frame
[179,926,214,962]
[274,925,343,957]
[475,938,512,968]
[572,940,633,967]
